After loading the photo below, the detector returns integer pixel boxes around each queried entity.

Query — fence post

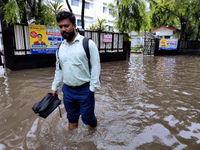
[111,32,114,51]
[0,53,2,66]
[117,33,119,52]
[177,39,180,53]
[154,39,159,55]
[22,25,27,55]
[98,30,101,52]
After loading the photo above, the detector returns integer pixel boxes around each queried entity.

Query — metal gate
[143,31,157,55]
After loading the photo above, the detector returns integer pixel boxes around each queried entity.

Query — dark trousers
[62,84,97,125]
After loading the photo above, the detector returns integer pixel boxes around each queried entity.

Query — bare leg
[68,122,78,130]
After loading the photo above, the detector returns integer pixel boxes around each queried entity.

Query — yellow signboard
[160,39,167,48]
[29,24,50,49]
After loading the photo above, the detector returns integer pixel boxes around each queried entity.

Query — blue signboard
[31,48,57,54]
[160,39,178,50]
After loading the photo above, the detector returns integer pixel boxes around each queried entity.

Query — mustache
[62,31,69,35]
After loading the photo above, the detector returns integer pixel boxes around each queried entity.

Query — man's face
[37,35,42,42]
[58,18,76,41]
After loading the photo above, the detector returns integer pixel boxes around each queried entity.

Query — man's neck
[67,32,77,45]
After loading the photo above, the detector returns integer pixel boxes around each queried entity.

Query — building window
[85,2,89,9]
[71,0,79,6]
[103,7,107,13]
[109,26,113,32]
[77,20,82,26]
[109,9,112,14]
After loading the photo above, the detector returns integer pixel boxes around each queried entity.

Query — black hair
[37,34,42,37]
[56,11,76,24]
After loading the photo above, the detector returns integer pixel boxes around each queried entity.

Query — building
[55,0,116,32]
[151,26,180,39]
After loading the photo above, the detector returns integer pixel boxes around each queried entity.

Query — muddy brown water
[0,54,200,150]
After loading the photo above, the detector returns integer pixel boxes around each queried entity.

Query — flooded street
[0,54,200,150]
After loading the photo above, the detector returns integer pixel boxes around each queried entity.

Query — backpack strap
[83,37,91,71]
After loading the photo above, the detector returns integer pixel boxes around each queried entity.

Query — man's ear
[74,23,77,30]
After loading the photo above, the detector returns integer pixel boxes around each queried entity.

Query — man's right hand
[51,90,57,97]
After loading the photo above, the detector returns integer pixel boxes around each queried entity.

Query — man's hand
[51,90,57,97]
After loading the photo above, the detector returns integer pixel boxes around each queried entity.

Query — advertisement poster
[29,25,64,54]
[103,34,112,43]
[160,39,178,50]
[46,26,64,50]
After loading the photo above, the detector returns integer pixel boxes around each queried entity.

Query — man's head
[37,34,43,42]
[56,11,77,41]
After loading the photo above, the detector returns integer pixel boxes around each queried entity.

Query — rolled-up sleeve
[89,40,101,92]
[51,50,63,91]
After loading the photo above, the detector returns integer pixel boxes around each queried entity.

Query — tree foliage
[2,0,19,26]
[1,0,62,27]
[148,0,200,40]
[109,0,148,33]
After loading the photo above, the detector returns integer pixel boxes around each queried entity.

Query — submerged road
[0,54,200,150]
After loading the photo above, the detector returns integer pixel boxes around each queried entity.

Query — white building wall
[59,0,115,31]
[151,28,180,39]
[152,28,173,37]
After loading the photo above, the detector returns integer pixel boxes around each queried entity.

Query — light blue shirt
[51,33,101,92]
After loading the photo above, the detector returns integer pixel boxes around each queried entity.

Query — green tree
[191,0,200,40]
[1,0,19,26]
[1,0,59,26]
[109,0,148,33]
[148,0,198,40]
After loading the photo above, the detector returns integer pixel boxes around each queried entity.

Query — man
[34,34,46,45]
[51,11,101,130]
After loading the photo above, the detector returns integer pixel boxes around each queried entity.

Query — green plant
[89,18,108,31]
[135,44,140,51]
[2,0,19,26]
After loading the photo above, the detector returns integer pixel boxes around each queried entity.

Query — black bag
[32,93,62,118]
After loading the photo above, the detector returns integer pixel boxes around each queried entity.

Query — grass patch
[131,48,143,53]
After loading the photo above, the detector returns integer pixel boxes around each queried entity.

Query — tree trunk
[66,0,73,12]
[180,18,186,40]
[81,0,85,29]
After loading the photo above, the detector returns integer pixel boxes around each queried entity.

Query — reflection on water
[0,54,200,150]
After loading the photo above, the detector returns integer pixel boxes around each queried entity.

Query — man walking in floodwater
[51,11,101,130]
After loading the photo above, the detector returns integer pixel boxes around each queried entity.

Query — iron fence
[179,40,200,50]
[13,25,124,55]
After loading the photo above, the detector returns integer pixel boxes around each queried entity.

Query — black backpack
[57,37,90,70]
